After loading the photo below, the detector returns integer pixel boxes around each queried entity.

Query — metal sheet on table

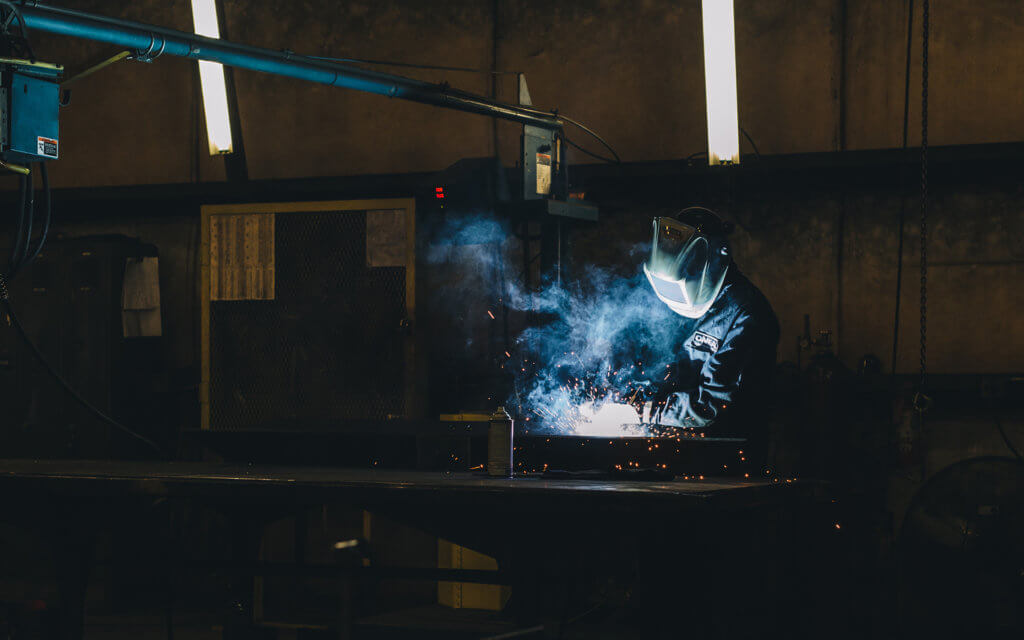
[0,460,814,514]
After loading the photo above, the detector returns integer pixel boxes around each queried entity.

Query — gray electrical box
[0,60,62,164]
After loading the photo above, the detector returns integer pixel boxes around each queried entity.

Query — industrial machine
[0,58,60,166]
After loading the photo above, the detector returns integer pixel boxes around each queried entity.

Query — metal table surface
[0,459,822,639]
[0,459,810,512]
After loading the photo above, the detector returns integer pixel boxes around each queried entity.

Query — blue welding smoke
[427,214,690,435]
[506,263,687,434]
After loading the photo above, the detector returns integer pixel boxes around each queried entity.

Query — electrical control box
[0,59,62,164]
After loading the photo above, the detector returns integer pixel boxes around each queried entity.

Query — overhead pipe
[18,1,563,130]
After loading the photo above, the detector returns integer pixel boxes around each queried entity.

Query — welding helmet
[643,208,733,318]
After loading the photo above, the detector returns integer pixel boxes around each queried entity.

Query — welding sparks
[501,260,688,436]
[570,401,648,436]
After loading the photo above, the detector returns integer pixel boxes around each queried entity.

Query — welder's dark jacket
[661,268,779,438]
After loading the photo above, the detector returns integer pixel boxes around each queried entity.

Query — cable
[8,163,47,279]
[891,0,915,375]
[739,126,761,160]
[310,54,623,165]
[558,114,621,163]
[9,172,27,273]
[563,134,618,164]
[994,414,1023,463]
[17,167,34,274]
[305,54,520,76]
[0,280,162,454]
[304,54,622,165]
[23,162,50,266]
[489,0,501,161]
[918,0,929,393]
[0,163,160,455]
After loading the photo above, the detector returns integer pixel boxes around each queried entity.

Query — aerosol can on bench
[487,407,513,477]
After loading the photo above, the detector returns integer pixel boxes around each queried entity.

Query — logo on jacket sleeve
[691,331,720,353]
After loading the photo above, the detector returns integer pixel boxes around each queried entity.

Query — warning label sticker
[37,136,58,159]
[536,152,551,195]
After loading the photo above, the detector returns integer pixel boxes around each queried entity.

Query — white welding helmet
[643,208,732,319]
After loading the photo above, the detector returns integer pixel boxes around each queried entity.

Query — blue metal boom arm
[18,1,563,130]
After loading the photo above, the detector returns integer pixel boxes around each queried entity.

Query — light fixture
[701,0,740,165]
[190,0,233,155]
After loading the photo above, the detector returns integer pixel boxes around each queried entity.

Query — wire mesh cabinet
[200,199,418,431]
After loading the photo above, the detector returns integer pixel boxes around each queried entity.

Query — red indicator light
[434,187,445,198]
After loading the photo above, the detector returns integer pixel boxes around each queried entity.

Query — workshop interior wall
[8,0,1021,443]
[18,0,1022,376]
[569,180,1023,377]
[38,172,1022,405]
[26,0,1024,187]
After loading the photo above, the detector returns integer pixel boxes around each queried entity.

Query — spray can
[487,406,513,477]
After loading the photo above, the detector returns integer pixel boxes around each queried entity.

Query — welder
[643,207,779,439]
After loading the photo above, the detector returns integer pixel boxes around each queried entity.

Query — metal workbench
[0,460,823,638]
[0,459,806,511]
[0,457,818,577]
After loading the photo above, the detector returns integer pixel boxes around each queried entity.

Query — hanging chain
[915,0,931,412]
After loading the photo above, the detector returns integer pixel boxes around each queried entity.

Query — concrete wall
[9,2,1022,379]
[571,175,1024,377]
[28,0,1024,187]
[15,0,1021,377]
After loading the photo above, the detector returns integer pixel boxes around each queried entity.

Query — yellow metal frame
[199,199,417,430]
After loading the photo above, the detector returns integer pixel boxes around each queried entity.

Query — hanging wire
[739,127,761,160]
[304,54,521,76]
[0,166,160,455]
[303,53,622,163]
[0,282,162,454]
[0,173,161,456]
[917,0,929,403]
[557,114,620,163]
[891,0,915,376]
[9,172,28,274]
[995,413,1023,463]
[563,135,618,164]
[22,163,50,267]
